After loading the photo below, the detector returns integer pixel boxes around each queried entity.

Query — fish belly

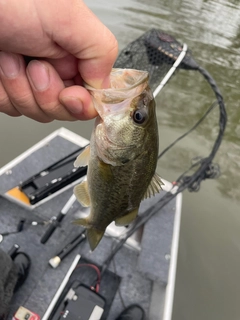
[88,151,155,230]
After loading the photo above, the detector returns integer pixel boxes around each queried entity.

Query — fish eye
[133,109,148,124]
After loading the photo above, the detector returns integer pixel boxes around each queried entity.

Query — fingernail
[61,97,83,114]
[0,52,20,78]
[27,60,50,91]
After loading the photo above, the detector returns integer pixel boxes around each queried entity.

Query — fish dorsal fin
[143,173,164,200]
[87,228,105,251]
[74,145,90,167]
[74,180,91,207]
[115,208,138,226]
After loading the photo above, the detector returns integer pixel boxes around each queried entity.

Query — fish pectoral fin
[74,181,91,207]
[87,228,105,251]
[115,208,138,226]
[74,145,90,167]
[143,173,164,199]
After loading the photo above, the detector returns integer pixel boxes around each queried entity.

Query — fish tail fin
[87,228,105,251]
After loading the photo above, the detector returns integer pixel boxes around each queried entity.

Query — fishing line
[158,100,218,160]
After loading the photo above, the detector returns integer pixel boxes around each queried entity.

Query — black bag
[0,249,18,320]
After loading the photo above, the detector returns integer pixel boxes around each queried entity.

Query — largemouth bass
[73,68,162,251]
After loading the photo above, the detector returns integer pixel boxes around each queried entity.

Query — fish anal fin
[74,181,91,207]
[73,218,104,250]
[115,208,138,226]
[87,228,105,251]
[143,173,164,200]
[73,217,90,228]
[74,145,90,167]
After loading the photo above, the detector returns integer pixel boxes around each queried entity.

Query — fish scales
[89,126,158,225]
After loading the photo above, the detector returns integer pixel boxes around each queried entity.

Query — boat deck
[0,128,182,320]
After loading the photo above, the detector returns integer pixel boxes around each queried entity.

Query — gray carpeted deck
[0,129,176,320]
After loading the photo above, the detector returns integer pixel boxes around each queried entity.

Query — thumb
[50,1,118,88]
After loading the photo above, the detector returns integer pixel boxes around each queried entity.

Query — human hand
[0,0,118,122]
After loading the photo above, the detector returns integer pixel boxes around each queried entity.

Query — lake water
[0,1,240,319]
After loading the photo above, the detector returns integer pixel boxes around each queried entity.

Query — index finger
[48,1,118,89]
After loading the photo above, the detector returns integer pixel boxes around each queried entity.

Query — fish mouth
[85,69,150,117]
[108,68,149,91]
[85,69,149,92]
